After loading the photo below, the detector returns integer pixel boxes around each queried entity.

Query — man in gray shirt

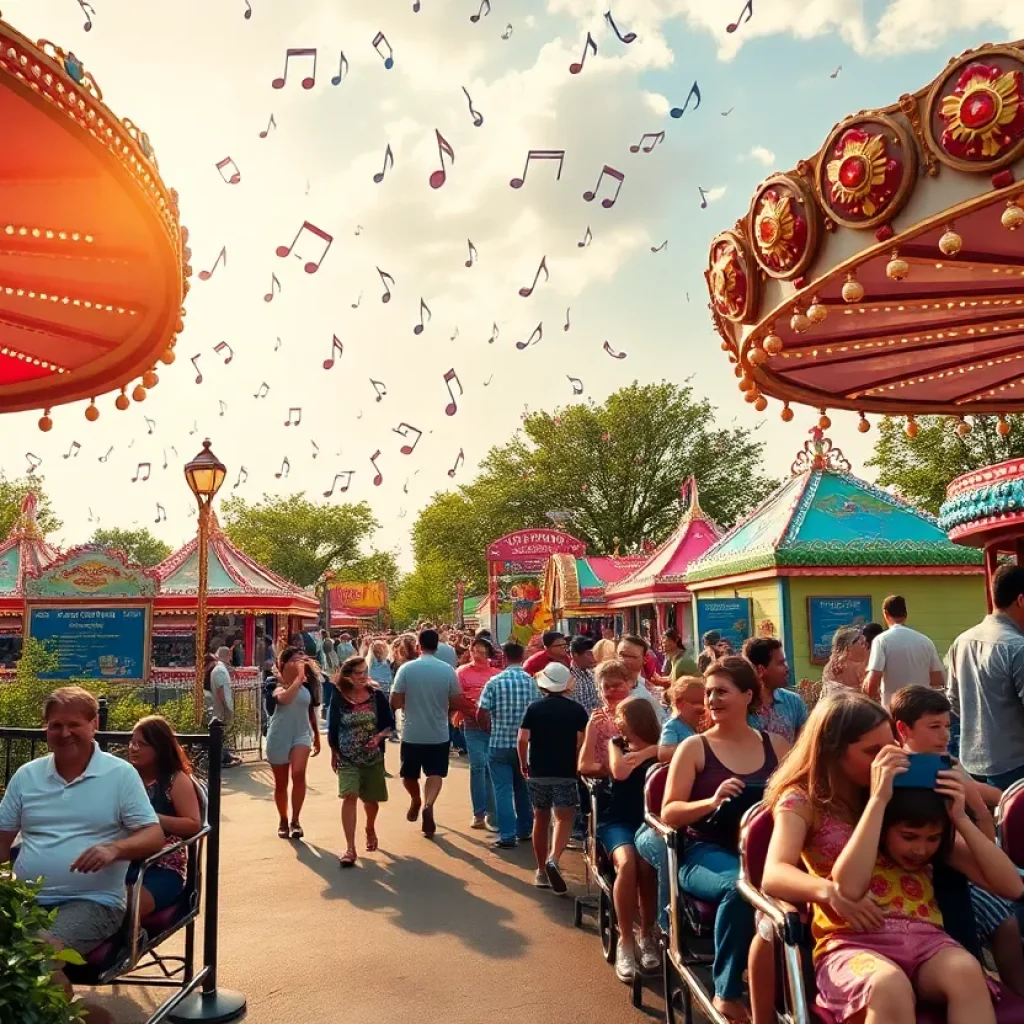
[947,563,1024,789]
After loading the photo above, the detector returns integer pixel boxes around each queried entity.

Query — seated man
[0,687,164,1023]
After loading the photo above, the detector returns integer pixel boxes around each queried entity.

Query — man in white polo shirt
[0,687,162,978]
[863,594,944,708]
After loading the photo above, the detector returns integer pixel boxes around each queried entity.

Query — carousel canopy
[0,492,59,606]
[545,551,648,615]
[686,433,983,586]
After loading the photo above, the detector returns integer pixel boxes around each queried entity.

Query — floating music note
[652,240,668,252]
[198,246,226,281]
[264,274,281,302]
[603,340,627,359]
[413,298,433,335]
[145,417,156,435]
[429,130,456,189]
[275,457,290,479]
[276,221,333,273]
[259,115,277,140]
[219,400,227,416]
[155,503,167,523]
[63,441,81,459]
[354,225,363,236]
[371,379,387,402]
[77,0,95,31]
[670,81,701,118]
[377,267,395,303]
[501,23,512,39]
[465,239,479,267]
[191,354,203,384]
[413,0,420,9]
[234,466,248,489]
[393,422,422,455]
[215,157,241,185]
[372,32,395,69]
[274,337,282,351]
[132,462,151,482]
[324,471,354,497]
[254,382,270,399]
[214,341,233,365]
[189,422,197,435]
[443,368,462,416]
[516,322,543,351]
[323,335,344,370]
[630,131,665,154]
[483,375,493,386]
[370,450,384,486]
[451,328,459,341]
[272,47,317,89]
[87,507,95,522]
[831,65,842,79]
[510,149,565,189]
[469,0,490,22]
[352,293,362,309]
[569,32,598,74]
[583,165,625,208]
[568,375,585,395]
[726,0,753,33]
[564,307,571,332]
[488,322,499,344]
[373,143,394,183]
[284,407,302,427]
[722,107,734,116]
[311,441,320,459]
[698,186,709,209]
[25,453,41,474]
[604,9,637,44]
[462,86,484,127]
[244,0,251,18]
[331,51,349,85]
[99,446,113,462]
[447,448,465,478]
[578,225,593,248]
[162,448,169,470]
[519,256,549,298]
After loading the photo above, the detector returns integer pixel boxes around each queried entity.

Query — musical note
[443,369,462,416]
[567,375,584,395]
[215,157,241,185]
[370,450,384,486]
[469,0,490,22]
[191,354,203,384]
[569,32,598,74]
[370,379,387,402]
[77,0,95,31]
[284,407,302,427]
[831,65,842,79]
[275,458,290,479]
[259,115,276,140]
[87,507,95,522]
[488,322,499,344]
[465,239,479,267]
[698,186,709,209]
[351,294,362,309]
[145,417,156,435]
[274,336,283,352]
[189,421,197,435]
[272,47,317,89]
[155,504,167,523]
[578,225,593,248]
[276,221,333,274]
[244,0,251,18]
[604,10,637,44]
[393,422,422,455]
[162,448,169,469]
[99,446,113,462]
[219,400,227,416]
[629,131,665,154]
[462,86,484,128]
[214,341,233,365]
[451,328,459,341]
[429,129,456,189]
[721,107,734,116]
[413,0,420,9]
[234,467,248,489]
[516,322,543,351]
[583,165,625,208]
[331,51,349,85]
[324,471,354,497]
[264,274,281,302]
[354,225,363,236]
[132,462,151,482]
[447,448,465,478]
[323,335,344,370]
[198,246,226,281]
[510,149,565,189]
[603,340,627,359]
[61,440,80,460]
[377,267,395,303]
[312,441,320,459]
[564,307,571,332]
[254,382,270,399]
[670,81,701,118]
[413,298,433,336]
[373,144,394,183]
[726,0,753,33]
[651,240,668,252]
[518,256,549,298]
[501,24,512,39]
[371,32,395,69]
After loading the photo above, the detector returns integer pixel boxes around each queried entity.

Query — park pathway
[90,743,666,1023]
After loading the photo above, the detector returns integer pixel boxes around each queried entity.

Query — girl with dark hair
[330,655,396,867]
[127,715,203,917]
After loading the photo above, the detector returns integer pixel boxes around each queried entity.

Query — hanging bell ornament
[938,225,963,257]
[132,383,147,403]
[84,399,99,422]
[747,345,769,367]
[763,332,784,356]
[142,368,159,389]
[818,410,831,430]
[807,297,828,324]
[160,345,176,365]
[886,249,909,281]
[999,415,1012,437]
[955,416,971,437]
[739,374,755,392]
[754,396,768,412]
[115,388,130,411]
[38,409,53,432]
[857,412,870,433]
[780,403,794,423]
[842,273,865,303]
[1003,201,1024,232]
[744,388,760,404]
[905,415,919,439]
[790,308,811,334]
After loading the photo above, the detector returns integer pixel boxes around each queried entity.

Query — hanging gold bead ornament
[955,416,971,437]
[754,396,768,412]
[807,296,828,324]
[857,412,870,433]
[842,272,865,304]
[818,410,831,430]
[38,409,53,433]
[744,387,760,404]
[886,249,910,281]
[790,307,811,334]
[905,415,919,439]
[739,374,755,392]
[132,383,147,403]
[999,415,1012,437]
[780,402,794,423]
[938,224,963,257]
[747,345,769,367]
[763,329,784,356]
[84,399,99,422]
[115,388,130,411]
[1003,200,1024,232]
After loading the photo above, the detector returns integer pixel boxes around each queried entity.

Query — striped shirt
[569,665,600,714]
[478,665,540,749]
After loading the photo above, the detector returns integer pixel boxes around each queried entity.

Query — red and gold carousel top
[707,40,1024,427]
[0,16,189,423]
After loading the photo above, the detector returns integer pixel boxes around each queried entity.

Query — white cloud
[702,186,728,204]
[749,146,776,167]
[874,0,1024,54]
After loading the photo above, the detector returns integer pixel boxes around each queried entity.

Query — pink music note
[577,225,593,248]
[429,129,456,189]
[603,340,627,359]
[323,334,343,370]
[516,323,543,351]
[272,47,317,89]
[284,407,302,426]
[510,149,565,189]
[465,239,478,267]
[370,450,384,486]
[264,273,281,302]
[214,341,233,365]
[567,375,584,395]
[254,382,270,398]
[583,165,625,208]
[331,51,349,85]
[443,368,462,416]
[564,307,571,332]
[413,298,432,335]
[191,354,203,384]
[198,246,226,281]
[393,422,422,455]
[275,221,333,273]
[324,471,354,497]
[518,255,549,298]
[132,462,151,483]
[604,10,637,43]
[569,32,597,74]
[447,448,465,478]
[372,32,395,69]
[260,115,276,139]
[215,157,241,184]
[377,267,395,303]
[629,131,665,154]
[726,0,754,33]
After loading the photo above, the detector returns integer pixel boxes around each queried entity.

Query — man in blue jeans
[478,641,537,849]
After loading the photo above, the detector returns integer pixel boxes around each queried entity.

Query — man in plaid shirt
[478,641,537,849]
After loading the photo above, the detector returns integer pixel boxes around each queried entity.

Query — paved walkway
[88,744,667,1023]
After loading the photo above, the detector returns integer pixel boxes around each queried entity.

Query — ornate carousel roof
[0,492,59,604]
[707,39,1024,428]
[544,551,648,614]
[686,432,983,585]
[0,17,189,424]
[939,456,1024,550]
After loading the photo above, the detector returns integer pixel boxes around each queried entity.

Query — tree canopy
[867,414,1024,516]
[90,527,172,567]
[390,552,455,628]
[0,477,60,539]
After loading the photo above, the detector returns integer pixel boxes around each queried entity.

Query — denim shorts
[127,863,186,913]
[597,820,637,856]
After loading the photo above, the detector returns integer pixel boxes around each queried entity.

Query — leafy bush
[0,866,85,1023]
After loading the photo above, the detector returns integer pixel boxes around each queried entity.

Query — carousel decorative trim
[25,543,160,598]
[790,429,852,476]
[746,174,820,280]
[707,230,758,324]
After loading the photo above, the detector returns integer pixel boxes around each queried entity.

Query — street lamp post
[184,439,226,723]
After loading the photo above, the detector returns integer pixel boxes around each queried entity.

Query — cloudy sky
[4,0,1024,564]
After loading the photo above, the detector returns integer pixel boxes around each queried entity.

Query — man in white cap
[517,661,589,892]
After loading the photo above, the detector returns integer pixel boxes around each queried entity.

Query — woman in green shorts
[329,655,396,867]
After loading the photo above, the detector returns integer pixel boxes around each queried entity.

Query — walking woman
[457,636,499,829]
[265,647,321,839]
[330,655,395,866]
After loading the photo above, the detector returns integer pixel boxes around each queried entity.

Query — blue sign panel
[695,598,752,653]
[807,596,872,664]
[28,606,149,681]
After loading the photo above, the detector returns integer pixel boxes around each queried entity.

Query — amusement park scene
[11,1,1024,1023]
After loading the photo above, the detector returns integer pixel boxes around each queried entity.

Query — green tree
[412,382,777,593]
[337,549,401,597]
[866,414,1024,516]
[0,477,60,538]
[390,553,457,627]
[90,527,172,567]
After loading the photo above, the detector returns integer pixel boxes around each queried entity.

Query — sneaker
[422,805,436,838]
[491,838,517,850]
[545,858,567,894]
[615,940,636,983]
[484,818,499,833]
[471,815,488,830]
[638,934,661,972]
[534,869,551,888]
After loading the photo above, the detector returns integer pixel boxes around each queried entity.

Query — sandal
[365,831,378,852]
[289,822,304,840]
[339,849,357,868]
[277,821,290,839]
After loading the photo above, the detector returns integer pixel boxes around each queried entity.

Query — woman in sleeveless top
[661,657,791,1023]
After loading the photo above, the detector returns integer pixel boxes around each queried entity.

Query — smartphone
[893,752,952,789]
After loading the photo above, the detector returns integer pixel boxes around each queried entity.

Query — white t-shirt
[210,661,234,715]
[866,623,944,707]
